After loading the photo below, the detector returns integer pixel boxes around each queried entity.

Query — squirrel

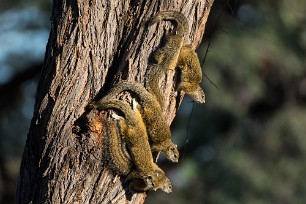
[176,44,205,103]
[147,11,205,104]
[98,81,179,163]
[89,99,172,192]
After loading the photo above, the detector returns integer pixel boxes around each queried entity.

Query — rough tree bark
[17,0,214,203]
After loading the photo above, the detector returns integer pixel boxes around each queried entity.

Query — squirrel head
[165,142,179,163]
[190,87,205,103]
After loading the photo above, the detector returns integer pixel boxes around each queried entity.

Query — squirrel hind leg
[152,151,161,163]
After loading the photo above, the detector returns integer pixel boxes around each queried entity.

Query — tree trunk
[16,0,214,203]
